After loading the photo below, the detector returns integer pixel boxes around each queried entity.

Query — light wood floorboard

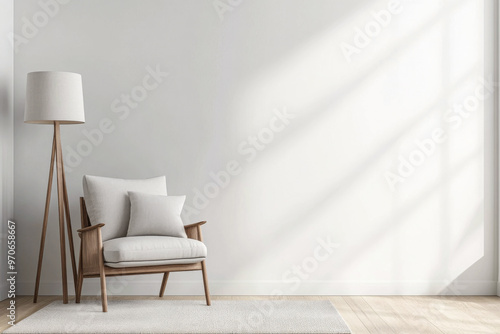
[0,295,498,333]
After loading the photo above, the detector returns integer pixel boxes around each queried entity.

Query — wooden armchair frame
[75,197,211,312]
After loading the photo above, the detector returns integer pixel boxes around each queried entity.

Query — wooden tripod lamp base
[24,71,85,304]
[33,122,78,304]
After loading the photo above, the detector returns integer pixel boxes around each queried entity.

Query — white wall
[13,0,497,296]
[0,0,14,301]
[497,0,500,298]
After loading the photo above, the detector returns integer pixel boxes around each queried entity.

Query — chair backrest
[82,175,168,241]
[80,197,91,229]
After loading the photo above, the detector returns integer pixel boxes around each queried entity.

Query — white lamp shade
[25,71,85,124]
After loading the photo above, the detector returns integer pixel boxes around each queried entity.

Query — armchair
[75,177,210,312]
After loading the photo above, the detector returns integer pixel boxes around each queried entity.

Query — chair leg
[76,244,83,303]
[97,229,107,312]
[159,272,169,297]
[99,270,107,312]
[75,270,83,303]
[201,261,211,306]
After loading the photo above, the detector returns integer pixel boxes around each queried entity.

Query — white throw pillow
[127,192,187,238]
[83,175,167,241]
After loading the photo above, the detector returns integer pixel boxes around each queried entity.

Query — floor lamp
[25,71,85,304]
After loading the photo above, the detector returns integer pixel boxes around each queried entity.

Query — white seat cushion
[103,236,207,267]
[104,258,204,268]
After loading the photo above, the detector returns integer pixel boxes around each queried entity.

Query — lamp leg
[33,134,56,303]
[62,163,78,292]
[54,122,68,304]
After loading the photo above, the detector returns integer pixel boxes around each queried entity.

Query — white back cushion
[127,192,187,238]
[83,175,167,241]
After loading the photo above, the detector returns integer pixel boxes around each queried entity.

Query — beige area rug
[4,299,351,333]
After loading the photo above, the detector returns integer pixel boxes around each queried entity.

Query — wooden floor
[1,295,499,333]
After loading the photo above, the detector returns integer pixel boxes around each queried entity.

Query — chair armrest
[183,221,206,229]
[184,221,207,241]
[77,223,105,234]
[78,224,105,276]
